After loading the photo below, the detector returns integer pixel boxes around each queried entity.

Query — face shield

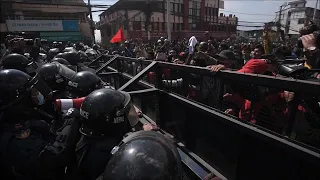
[25,60,39,75]
[25,74,53,106]
[53,62,76,80]
[121,91,139,127]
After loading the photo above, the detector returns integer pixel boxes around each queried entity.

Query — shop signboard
[40,32,82,42]
[6,20,63,32]
[62,20,79,31]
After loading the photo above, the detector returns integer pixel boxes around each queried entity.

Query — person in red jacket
[211,59,289,126]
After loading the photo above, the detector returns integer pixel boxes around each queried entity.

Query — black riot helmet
[63,46,76,53]
[48,48,60,60]
[79,50,89,62]
[67,71,103,97]
[51,57,71,66]
[1,53,38,75]
[79,88,139,137]
[64,50,80,65]
[103,131,182,180]
[0,69,52,110]
[54,52,66,59]
[199,41,208,52]
[38,62,76,91]
[92,44,100,50]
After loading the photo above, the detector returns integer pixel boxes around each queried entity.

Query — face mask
[37,92,45,105]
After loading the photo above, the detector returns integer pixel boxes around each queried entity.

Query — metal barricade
[91,55,320,180]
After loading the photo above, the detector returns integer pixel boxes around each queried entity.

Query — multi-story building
[0,0,92,43]
[275,0,320,38]
[98,0,237,44]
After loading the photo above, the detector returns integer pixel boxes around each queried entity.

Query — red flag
[110,27,125,43]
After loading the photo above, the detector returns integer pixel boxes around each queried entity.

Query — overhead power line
[221,10,275,17]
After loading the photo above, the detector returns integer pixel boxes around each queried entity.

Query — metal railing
[90,54,320,180]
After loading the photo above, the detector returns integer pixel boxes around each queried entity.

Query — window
[298,18,305,24]
[189,23,193,30]
[171,2,174,12]
[133,21,141,30]
[175,3,179,13]
[155,22,158,31]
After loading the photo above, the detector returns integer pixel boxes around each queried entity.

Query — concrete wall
[288,11,305,34]
[79,22,93,38]
[0,23,8,32]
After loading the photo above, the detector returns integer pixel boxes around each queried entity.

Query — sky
[86,0,319,30]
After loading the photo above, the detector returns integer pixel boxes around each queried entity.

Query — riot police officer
[68,88,141,180]
[0,69,81,180]
[1,53,38,75]
[38,62,76,98]
[38,62,75,90]
[63,50,95,72]
[98,131,182,180]
[67,71,104,98]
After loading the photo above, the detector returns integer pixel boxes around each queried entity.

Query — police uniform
[67,88,140,180]
[0,69,81,180]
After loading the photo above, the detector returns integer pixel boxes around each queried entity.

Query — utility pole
[88,0,96,43]
[313,0,319,23]
[277,5,282,41]
[166,0,171,41]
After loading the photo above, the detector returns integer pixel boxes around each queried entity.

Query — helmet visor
[127,102,139,127]
[121,91,139,127]
[25,61,38,75]
[55,62,76,80]
[28,74,52,100]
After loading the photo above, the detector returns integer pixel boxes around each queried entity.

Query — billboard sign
[40,32,82,42]
[6,20,63,32]
[62,20,79,31]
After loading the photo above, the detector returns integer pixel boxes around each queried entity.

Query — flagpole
[166,0,171,41]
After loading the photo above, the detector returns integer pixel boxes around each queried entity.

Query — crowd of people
[107,30,320,149]
[0,25,319,180]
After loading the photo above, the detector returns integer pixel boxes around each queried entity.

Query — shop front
[5,20,83,42]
